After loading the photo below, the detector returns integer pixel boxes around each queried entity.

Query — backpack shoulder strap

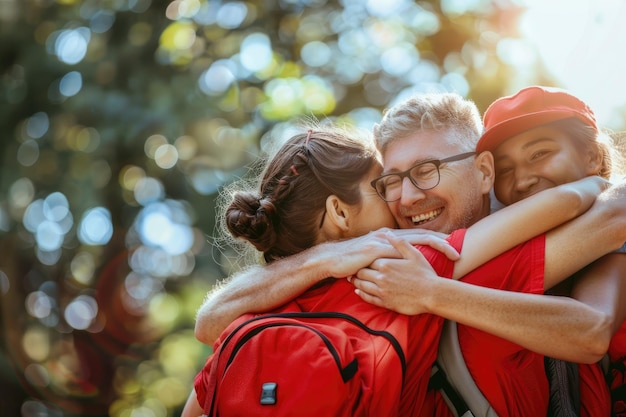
[429,362,473,417]
[436,320,499,417]
[598,352,611,376]
[544,356,580,417]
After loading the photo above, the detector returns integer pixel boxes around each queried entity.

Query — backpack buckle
[260,382,277,405]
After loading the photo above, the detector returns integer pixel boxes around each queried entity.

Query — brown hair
[549,118,617,179]
[223,125,379,263]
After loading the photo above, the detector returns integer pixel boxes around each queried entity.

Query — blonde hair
[373,92,483,154]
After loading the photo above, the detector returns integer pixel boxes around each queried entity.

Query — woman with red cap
[477,85,626,417]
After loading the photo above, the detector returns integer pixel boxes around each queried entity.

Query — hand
[349,232,444,315]
[320,227,459,279]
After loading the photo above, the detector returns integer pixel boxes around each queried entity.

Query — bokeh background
[1,0,625,416]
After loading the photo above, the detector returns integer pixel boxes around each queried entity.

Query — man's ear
[323,195,350,235]
[475,150,495,195]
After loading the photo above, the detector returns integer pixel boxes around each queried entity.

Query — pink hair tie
[290,165,299,176]
[305,129,313,145]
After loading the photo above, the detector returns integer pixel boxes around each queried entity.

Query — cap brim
[477,110,590,153]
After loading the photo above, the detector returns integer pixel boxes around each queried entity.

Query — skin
[319,165,397,242]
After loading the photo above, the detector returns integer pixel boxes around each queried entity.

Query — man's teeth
[412,209,441,224]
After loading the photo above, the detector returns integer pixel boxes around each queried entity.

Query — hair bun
[225,192,277,252]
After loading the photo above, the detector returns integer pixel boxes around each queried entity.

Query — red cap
[476,86,598,153]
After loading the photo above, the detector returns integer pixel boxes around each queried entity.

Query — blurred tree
[0,0,549,415]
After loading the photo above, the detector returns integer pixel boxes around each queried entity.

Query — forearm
[194,266,265,346]
[569,254,626,351]
[544,188,626,289]
[195,228,460,344]
[194,249,332,345]
[556,175,608,216]
[181,389,203,417]
[426,278,610,363]
[457,176,607,277]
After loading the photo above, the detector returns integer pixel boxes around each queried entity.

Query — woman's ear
[322,195,350,236]
[474,150,495,195]
[586,144,605,175]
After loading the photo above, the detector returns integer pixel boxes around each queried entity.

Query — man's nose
[399,177,426,205]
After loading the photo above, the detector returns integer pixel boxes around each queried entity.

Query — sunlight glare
[520,0,626,129]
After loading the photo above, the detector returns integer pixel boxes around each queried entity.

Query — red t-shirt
[578,362,611,417]
[608,321,626,417]
[450,229,549,417]
[609,322,626,363]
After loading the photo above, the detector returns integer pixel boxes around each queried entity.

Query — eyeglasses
[370,152,476,202]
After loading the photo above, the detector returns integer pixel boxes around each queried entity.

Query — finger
[351,273,382,297]
[389,231,458,260]
[392,230,458,258]
[422,237,460,260]
[385,231,428,261]
[355,266,378,281]
[354,288,385,308]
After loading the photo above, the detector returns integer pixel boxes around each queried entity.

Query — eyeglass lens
[374,161,440,202]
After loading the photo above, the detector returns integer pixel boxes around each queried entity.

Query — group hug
[182,86,626,417]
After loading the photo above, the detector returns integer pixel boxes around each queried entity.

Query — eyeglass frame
[370,151,476,202]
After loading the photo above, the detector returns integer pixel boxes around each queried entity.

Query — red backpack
[195,295,407,417]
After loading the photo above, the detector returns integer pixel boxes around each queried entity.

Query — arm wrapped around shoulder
[555,176,611,220]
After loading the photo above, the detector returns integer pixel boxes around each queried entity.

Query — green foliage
[0,0,535,415]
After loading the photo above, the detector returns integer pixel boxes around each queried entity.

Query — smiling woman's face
[492,125,600,205]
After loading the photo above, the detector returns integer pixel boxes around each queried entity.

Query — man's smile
[411,207,443,225]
